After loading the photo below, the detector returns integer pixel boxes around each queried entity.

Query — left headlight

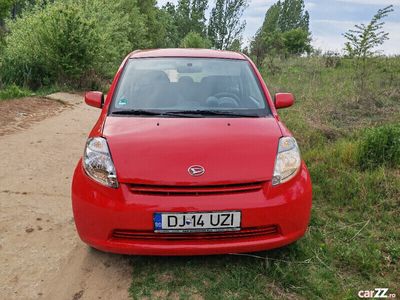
[272,137,301,186]
[83,137,118,188]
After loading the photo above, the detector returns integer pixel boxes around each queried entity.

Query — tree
[0,0,13,23]
[343,5,394,89]
[249,29,266,65]
[189,0,208,35]
[175,0,208,40]
[228,38,241,51]
[208,0,248,50]
[180,31,211,48]
[136,0,170,48]
[283,28,311,55]
[249,1,282,65]
[160,2,180,47]
[250,0,311,65]
[344,5,393,58]
[0,0,13,52]
[117,0,148,50]
[137,0,156,16]
[260,31,285,74]
[277,0,309,32]
[260,1,281,33]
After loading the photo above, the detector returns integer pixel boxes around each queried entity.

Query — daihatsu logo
[188,165,205,176]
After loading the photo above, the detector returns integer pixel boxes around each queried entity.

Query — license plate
[154,211,241,233]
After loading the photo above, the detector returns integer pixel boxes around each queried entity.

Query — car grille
[127,181,265,196]
[111,225,279,241]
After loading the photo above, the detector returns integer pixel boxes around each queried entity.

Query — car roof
[129,48,246,60]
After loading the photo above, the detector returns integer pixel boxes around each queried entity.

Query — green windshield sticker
[118,98,128,106]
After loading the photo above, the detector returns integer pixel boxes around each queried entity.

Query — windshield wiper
[166,110,260,117]
[111,109,200,118]
[112,109,164,116]
[111,109,260,118]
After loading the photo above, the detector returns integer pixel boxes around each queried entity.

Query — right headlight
[83,137,118,188]
[272,137,301,186]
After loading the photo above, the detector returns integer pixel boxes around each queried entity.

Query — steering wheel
[212,92,240,107]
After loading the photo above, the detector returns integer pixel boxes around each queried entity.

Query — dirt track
[0,94,131,300]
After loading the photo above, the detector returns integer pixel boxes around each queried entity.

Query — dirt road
[0,94,131,300]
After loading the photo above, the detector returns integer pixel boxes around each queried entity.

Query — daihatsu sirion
[72,49,312,256]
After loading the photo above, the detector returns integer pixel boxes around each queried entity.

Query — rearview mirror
[85,91,104,108]
[275,93,294,109]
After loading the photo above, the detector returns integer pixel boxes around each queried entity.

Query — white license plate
[154,211,241,233]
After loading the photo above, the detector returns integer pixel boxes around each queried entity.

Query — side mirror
[85,91,104,108]
[275,93,294,109]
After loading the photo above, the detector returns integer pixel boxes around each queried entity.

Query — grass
[0,84,33,100]
[127,56,400,299]
[0,83,81,101]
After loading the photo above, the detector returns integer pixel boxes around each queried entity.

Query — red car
[72,49,312,256]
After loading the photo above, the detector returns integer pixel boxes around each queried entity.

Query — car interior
[113,62,266,111]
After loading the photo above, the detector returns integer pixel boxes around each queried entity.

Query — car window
[110,58,270,116]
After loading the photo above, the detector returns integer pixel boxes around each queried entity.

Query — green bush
[0,0,146,89]
[323,51,341,68]
[0,84,32,100]
[357,124,400,170]
[180,32,211,49]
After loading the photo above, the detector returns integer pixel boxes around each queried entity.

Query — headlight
[83,137,118,188]
[272,137,301,186]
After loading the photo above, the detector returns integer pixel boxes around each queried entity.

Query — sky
[157,0,400,55]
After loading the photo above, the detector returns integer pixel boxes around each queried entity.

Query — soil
[0,93,131,300]
[0,97,67,136]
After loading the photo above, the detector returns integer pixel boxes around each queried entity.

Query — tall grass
[0,84,32,100]
[262,56,400,149]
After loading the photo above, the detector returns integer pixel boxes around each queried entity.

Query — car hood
[103,117,282,185]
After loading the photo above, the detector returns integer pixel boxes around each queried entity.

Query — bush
[323,51,341,68]
[357,124,400,170]
[0,84,32,100]
[180,32,211,48]
[0,0,145,89]
[282,28,312,56]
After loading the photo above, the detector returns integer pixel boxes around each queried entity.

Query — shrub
[180,32,211,48]
[0,0,145,89]
[282,28,312,56]
[357,124,400,170]
[323,51,341,68]
[0,84,32,100]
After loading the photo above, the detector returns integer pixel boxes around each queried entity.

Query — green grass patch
[0,84,71,101]
[357,124,400,170]
[0,84,33,100]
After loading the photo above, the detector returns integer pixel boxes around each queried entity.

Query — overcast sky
[157,0,400,54]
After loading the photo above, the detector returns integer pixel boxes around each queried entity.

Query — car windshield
[110,58,270,117]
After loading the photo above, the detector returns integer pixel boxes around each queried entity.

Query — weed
[0,84,32,100]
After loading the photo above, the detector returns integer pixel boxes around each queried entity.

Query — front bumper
[72,161,312,256]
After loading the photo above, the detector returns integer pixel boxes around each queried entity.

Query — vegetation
[250,0,311,66]
[344,5,394,58]
[0,0,249,90]
[0,83,32,100]
[208,0,248,50]
[173,0,209,41]
[0,0,13,22]
[357,124,400,170]
[343,5,394,90]
[180,31,211,49]
[0,0,146,89]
